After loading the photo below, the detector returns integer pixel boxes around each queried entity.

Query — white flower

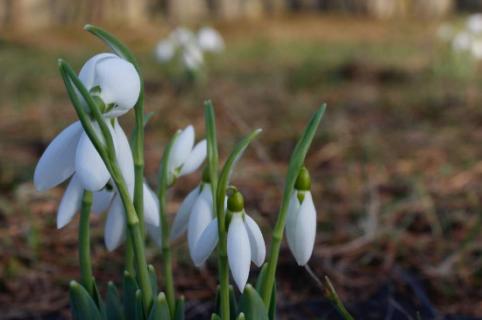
[167,125,207,181]
[155,40,176,63]
[452,32,472,52]
[181,43,204,71]
[471,39,482,59]
[192,210,265,292]
[79,53,141,118]
[170,183,213,248]
[285,190,317,266]
[170,27,197,46]
[467,14,482,34]
[34,119,130,193]
[197,27,225,53]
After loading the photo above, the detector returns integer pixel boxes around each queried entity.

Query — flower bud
[227,189,244,213]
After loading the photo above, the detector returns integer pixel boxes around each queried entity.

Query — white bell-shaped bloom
[155,39,176,62]
[452,32,472,52]
[467,14,482,34]
[170,27,197,46]
[181,43,204,71]
[197,27,225,53]
[285,190,317,266]
[79,53,141,118]
[169,183,214,249]
[167,125,207,181]
[192,210,265,292]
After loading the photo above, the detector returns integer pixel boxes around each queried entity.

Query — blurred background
[1,0,482,319]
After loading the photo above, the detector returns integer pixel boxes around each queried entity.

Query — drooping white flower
[167,125,207,181]
[181,43,204,71]
[79,53,141,118]
[467,14,482,34]
[169,183,215,258]
[285,168,317,266]
[191,191,265,292]
[452,31,472,52]
[155,40,176,63]
[197,27,225,53]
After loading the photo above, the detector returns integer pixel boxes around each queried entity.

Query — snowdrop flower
[181,43,204,71]
[155,40,176,63]
[34,52,141,193]
[452,32,472,52]
[192,190,265,292]
[467,14,482,34]
[171,27,197,46]
[167,125,207,182]
[169,181,214,253]
[285,167,317,266]
[197,27,225,53]
[79,53,141,118]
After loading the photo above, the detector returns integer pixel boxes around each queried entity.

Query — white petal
[155,39,176,62]
[182,44,203,70]
[147,222,162,247]
[168,125,195,173]
[180,140,207,176]
[92,188,115,215]
[228,214,251,292]
[170,185,200,241]
[143,183,159,227]
[199,183,214,207]
[244,214,266,267]
[56,175,83,228]
[293,192,317,266]
[285,191,300,258]
[187,194,214,262]
[104,197,126,251]
[192,218,218,267]
[75,122,114,192]
[171,27,196,46]
[113,121,134,196]
[34,121,83,191]
[197,27,225,52]
[95,57,141,117]
[79,53,118,89]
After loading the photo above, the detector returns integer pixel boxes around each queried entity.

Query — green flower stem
[79,191,93,296]
[125,239,135,275]
[261,106,325,306]
[158,135,177,317]
[133,80,145,238]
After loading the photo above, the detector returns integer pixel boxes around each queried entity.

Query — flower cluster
[155,26,224,71]
[438,14,482,60]
[33,25,337,320]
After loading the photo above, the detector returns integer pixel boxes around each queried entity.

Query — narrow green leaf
[130,112,156,148]
[238,284,269,320]
[148,292,171,320]
[123,271,139,320]
[106,281,124,320]
[91,278,106,317]
[215,285,237,320]
[69,281,103,320]
[216,129,262,226]
[255,265,276,320]
[174,297,185,320]
[84,24,139,70]
[204,100,219,191]
[148,265,158,296]
[211,314,222,320]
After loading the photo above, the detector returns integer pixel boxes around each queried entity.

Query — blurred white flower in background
[438,14,482,60]
[154,26,224,72]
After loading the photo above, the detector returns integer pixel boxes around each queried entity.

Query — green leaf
[84,24,140,71]
[135,289,145,320]
[204,100,219,191]
[148,265,158,295]
[123,271,139,320]
[106,281,124,320]
[148,292,171,320]
[216,128,262,227]
[91,278,106,317]
[69,281,103,320]
[211,314,222,320]
[173,297,185,320]
[130,112,156,149]
[215,285,237,320]
[255,265,276,320]
[238,284,269,320]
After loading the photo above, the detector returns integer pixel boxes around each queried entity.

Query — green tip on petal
[294,166,311,191]
[202,166,211,183]
[227,189,244,212]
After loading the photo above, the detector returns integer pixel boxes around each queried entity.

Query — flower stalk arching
[58,61,153,314]
[78,191,93,297]
[260,105,326,306]
[157,132,179,317]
